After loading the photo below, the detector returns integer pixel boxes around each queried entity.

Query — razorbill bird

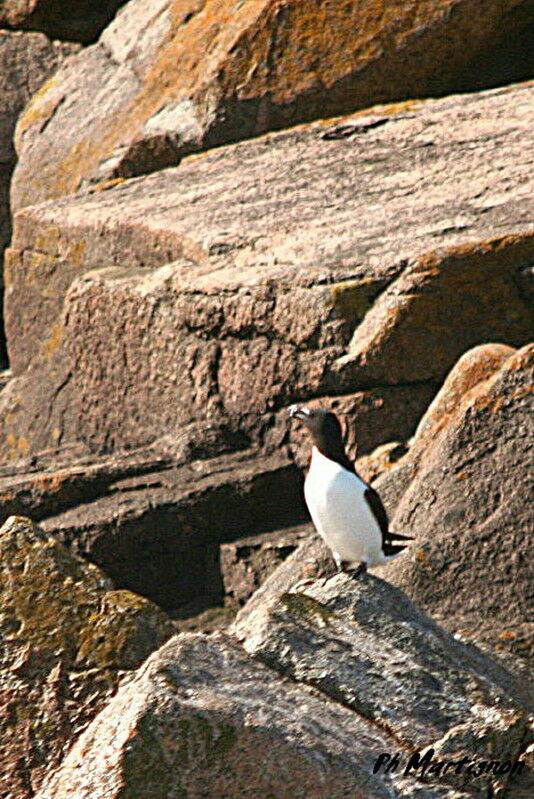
[289,404,412,577]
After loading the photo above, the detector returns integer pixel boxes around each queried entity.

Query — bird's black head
[289,405,352,470]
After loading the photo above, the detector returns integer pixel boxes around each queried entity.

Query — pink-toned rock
[333,236,534,386]
[220,524,309,609]
[0,30,78,364]
[0,444,305,611]
[11,0,534,210]
[375,343,534,660]
[413,342,516,442]
[35,630,481,799]
[3,83,533,461]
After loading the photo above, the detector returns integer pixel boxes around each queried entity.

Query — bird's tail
[383,531,413,558]
[388,531,413,541]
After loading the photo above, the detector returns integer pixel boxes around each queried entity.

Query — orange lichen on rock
[13,0,531,208]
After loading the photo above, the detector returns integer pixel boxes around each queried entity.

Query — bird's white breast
[304,447,384,566]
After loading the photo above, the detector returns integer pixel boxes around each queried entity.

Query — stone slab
[3,83,533,460]
[11,0,534,208]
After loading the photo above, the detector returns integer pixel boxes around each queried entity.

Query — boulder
[220,524,309,609]
[0,515,174,798]
[0,1,127,44]
[233,573,530,798]
[375,343,534,661]
[0,30,78,365]
[0,444,305,611]
[3,82,533,461]
[36,630,474,799]
[36,568,532,799]
[333,236,534,387]
[11,0,534,209]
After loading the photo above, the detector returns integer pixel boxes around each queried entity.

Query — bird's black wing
[364,486,412,556]
[364,486,389,540]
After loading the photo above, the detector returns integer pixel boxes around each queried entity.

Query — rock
[354,440,409,483]
[11,0,534,209]
[0,444,305,611]
[375,343,534,661]
[0,1,127,44]
[4,83,533,461]
[220,524,310,609]
[229,531,340,633]
[35,631,473,799]
[0,515,174,798]
[0,367,11,391]
[0,30,78,365]
[233,573,530,798]
[412,343,517,443]
[333,236,534,386]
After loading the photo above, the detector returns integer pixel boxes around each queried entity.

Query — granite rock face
[333,236,534,388]
[233,573,530,797]
[4,83,533,462]
[0,515,174,798]
[11,0,534,210]
[0,444,305,611]
[252,343,534,662]
[220,524,310,609]
[36,578,530,799]
[0,1,127,44]
[376,343,534,661]
[0,30,78,365]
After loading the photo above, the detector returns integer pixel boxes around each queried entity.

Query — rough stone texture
[412,343,517,444]
[0,30,78,365]
[11,0,534,209]
[334,237,534,387]
[236,343,534,665]
[0,444,306,611]
[35,631,473,799]
[220,524,309,609]
[227,531,332,626]
[0,515,174,799]
[233,573,530,798]
[0,1,127,44]
[374,343,534,662]
[3,83,533,462]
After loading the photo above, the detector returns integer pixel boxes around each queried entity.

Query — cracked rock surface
[0,515,174,798]
[11,0,534,208]
[36,575,530,799]
[4,82,533,461]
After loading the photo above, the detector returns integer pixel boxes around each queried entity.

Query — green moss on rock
[0,515,175,797]
[329,277,382,328]
[280,591,334,625]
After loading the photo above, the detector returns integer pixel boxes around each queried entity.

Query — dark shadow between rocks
[52,460,309,614]
[456,1,534,92]
[1,1,130,45]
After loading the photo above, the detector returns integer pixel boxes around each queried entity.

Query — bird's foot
[348,561,368,580]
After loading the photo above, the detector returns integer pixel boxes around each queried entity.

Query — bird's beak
[288,404,312,421]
